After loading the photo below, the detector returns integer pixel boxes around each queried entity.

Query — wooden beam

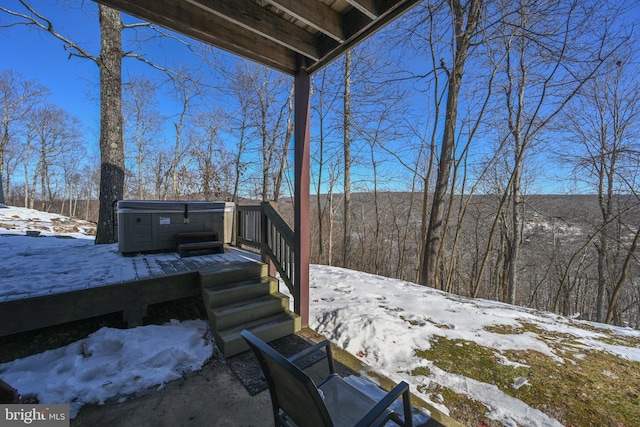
[96,0,299,74]
[98,0,422,75]
[308,0,422,74]
[265,0,346,42]
[345,0,379,19]
[186,0,320,60]
[294,64,311,328]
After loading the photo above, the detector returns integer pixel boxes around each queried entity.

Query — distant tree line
[1,0,639,327]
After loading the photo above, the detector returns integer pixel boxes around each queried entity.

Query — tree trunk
[596,139,614,322]
[343,50,352,269]
[273,84,294,202]
[95,5,124,244]
[316,86,326,264]
[420,0,482,288]
[605,226,640,324]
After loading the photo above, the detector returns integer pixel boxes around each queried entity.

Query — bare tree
[0,69,46,205]
[0,1,206,241]
[0,2,134,241]
[420,0,483,289]
[25,105,82,211]
[188,110,236,200]
[236,62,294,202]
[342,50,353,269]
[168,75,201,199]
[310,67,342,265]
[223,63,257,202]
[149,148,172,200]
[493,0,630,305]
[123,76,163,200]
[562,53,640,323]
[2,138,24,205]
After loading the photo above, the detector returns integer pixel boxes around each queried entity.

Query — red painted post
[294,66,311,327]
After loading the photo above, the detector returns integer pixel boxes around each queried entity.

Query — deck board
[0,247,262,337]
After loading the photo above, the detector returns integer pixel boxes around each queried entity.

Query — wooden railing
[236,202,297,304]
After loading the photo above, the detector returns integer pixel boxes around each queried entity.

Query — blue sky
[1,2,101,139]
[0,0,418,195]
[0,1,226,159]
[3,1,640,196]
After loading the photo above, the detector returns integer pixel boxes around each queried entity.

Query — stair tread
[216,312,301,357]
[215,311,301,357]
[217,311,299,338]
[176,231,219,238]
[202,278,275,294]
[199,262,266,277]
[200,273,274,290]
[212,292,288,314]
[179,241,222,249]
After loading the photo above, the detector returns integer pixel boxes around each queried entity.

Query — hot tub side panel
[117,201,235,254]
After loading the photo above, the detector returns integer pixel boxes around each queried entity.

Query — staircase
[200,262,301,358]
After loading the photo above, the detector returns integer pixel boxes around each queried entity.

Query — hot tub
[117,200,235,254]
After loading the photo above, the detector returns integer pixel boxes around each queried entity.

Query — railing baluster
[236,202,296,310]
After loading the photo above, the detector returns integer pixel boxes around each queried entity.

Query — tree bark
[95,5,124,244]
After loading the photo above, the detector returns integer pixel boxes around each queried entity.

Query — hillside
[278,192,640,328]
[1,206,640,426]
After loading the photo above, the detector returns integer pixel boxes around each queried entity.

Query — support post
[294,66,311,327]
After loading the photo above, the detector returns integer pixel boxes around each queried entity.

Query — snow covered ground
[1,206,639,425]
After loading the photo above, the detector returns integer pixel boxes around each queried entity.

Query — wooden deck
[0,247,263,337]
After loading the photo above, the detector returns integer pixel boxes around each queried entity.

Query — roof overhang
[94,0,421,75]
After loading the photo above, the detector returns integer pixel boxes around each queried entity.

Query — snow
[2,206,639,425]
[1,320,213,418]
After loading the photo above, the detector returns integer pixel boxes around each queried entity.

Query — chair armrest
[287,340,335,374]
[354,381,413,427]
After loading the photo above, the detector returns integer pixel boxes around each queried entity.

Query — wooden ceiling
[95,0,421,75]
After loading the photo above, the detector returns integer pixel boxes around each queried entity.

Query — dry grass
[412,321,640,426]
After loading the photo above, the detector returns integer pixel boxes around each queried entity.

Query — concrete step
[216,311,301,358]
[199,262,267,289]
[201,278,278,309]
[210,292,290,331]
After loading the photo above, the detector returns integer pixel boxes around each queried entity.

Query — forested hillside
[1,1,639,329]
[286,193,640,329]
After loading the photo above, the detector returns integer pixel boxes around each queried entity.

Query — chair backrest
[241,330,333,427]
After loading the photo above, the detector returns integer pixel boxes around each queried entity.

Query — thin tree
[342,50,353,269]
[311,67,342,265]
[496,0,628,305]
[420,0,483,288]
[123,76,162,200]
[562,53,640,322]
[0,69,46,205]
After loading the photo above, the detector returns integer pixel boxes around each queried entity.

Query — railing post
[261,202,277,278]
[294,66,311,327]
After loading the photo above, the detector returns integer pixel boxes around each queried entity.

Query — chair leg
[402,389,413,427]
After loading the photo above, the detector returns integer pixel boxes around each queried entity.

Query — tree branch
[0,0,99,64]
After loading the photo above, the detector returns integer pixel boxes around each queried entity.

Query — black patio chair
[241,330,413,427]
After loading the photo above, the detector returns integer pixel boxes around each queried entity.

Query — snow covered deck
[0,243,262,337]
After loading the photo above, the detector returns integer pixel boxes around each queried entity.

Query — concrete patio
[72,356,272,427]
[71,329,460,427]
